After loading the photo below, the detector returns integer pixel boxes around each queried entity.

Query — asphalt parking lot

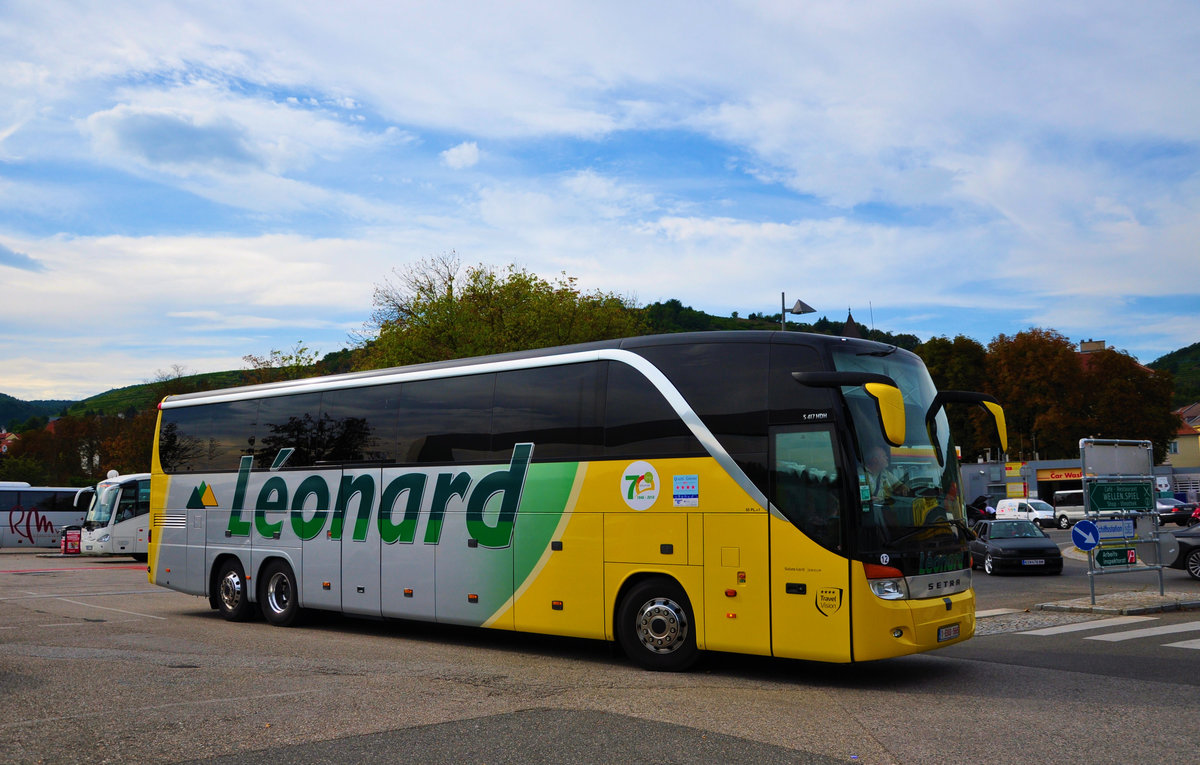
[4,546,1199,765]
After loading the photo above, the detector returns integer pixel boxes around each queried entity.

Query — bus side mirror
[792,371,906,448]
[923,391,1008,466]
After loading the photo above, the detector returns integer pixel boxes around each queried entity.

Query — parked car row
[968,511,1200,582]
[990,489,1200,530]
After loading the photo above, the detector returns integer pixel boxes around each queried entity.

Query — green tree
[243,342,322,385]
[358,254,646,369]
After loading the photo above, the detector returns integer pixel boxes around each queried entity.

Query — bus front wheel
[215,559,254,622]
[259,560,303,627]
[617,578,698,672]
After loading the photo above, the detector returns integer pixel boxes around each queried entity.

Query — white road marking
[1017,616,1156,635]
[1163,638,1200,649]
[56,597,166,620]
[1085,621,1200,642]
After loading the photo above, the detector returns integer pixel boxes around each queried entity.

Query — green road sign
[1096,547,1138,567]
[1087,482,1154,512]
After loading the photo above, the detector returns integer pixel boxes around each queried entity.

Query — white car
[994,498,1057,528]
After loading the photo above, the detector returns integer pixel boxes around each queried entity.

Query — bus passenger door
[768,427,853,663]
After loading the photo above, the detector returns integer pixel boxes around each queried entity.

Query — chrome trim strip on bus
[158,349,776,516]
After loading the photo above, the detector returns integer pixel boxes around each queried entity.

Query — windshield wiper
[856,346,897,357]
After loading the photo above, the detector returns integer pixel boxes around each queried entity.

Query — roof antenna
[869,301,874,336]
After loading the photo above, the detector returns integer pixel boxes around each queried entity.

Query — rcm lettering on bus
[213,444,534,548]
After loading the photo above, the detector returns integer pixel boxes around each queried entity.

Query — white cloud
[441,141,480,169]
[0,0,1196,398]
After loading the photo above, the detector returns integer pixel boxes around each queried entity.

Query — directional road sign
[1096,547,1138,567]
[1072,520,1099,551]
[1087,482,1154,512]
[1095,518,1136,540]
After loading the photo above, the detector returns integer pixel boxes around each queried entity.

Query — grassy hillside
[0,394,76,430]
[64,370,250,417]
[1148,341,1200,407]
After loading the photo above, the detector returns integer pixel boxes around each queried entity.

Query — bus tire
[616,577,698,672]
[215,558,254,622]
[259,560,303,627]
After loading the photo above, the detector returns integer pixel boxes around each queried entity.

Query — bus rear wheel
[617,578,698,672]
[259,560,303,627]
[215,558,253,622]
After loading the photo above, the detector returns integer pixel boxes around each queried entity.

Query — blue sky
[1,1,1198,400]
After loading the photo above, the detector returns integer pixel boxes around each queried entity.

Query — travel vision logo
[816,587,843,617]
[622,461,660,511]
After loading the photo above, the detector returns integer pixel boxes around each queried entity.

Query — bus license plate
[1021,559,1044,566]
[937,624,960,642]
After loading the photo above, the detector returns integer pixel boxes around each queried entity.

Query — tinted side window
[493,364,604,461]
[772,428,843,553]
[605,362,702,458]
[159,401,259,473]
[634,343,768,456]
[256,393,322,469]
[25,491,58,513]
[398,374,495,464]
[319,385,401,464]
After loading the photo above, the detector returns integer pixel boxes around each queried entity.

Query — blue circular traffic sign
[1072,519,1100,551]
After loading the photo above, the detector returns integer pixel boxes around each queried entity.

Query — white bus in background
[78,471,151,561]
[1,483,84,548]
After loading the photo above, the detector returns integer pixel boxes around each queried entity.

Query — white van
[1051,490,1087,529]
[994,498,1057,528]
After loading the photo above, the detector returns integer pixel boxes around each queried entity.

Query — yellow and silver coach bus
[147,331,1005,670]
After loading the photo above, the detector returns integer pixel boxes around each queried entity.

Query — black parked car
[1167,523,1200,579]
[969,519,1064,575]
[1157,498,1199,527]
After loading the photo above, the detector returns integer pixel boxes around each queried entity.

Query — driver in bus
[865,445,910,504]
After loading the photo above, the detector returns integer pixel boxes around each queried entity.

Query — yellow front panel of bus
[850,565,975,661]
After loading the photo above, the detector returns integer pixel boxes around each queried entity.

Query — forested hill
[0,394,75,431]
[1148,340,1200,407]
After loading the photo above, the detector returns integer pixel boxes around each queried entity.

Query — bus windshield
[84,484,121,528]
[832,346,968,572]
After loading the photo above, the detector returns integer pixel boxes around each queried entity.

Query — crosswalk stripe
[1018,616,1155,636]
[1163,638,1200,650]
[1085,622,1200,642]
[976,608,1021,618]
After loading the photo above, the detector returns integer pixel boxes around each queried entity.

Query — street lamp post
[780,292,816,331]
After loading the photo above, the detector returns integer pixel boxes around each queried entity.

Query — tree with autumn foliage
[986,329,1088,460]
[983,329,1177,462]
[357,254,646,370]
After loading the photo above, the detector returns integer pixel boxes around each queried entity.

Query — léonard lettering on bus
[204,444,535,548]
